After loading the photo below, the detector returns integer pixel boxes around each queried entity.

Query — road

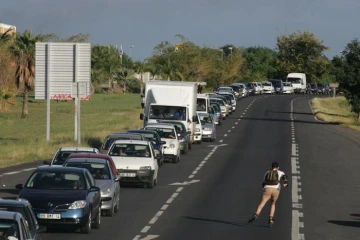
[0,94,359,240]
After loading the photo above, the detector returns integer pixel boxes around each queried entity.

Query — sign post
[35,42,91,142]
[329,83,339,98]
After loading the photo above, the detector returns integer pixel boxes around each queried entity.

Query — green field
[0,93,143,168]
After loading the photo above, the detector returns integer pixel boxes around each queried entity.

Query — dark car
[100,132,147,154]
[310,83,319,94]
[63,157,120,217]
[269,79,284,94]
[0,199,39,239]
[16,166,101,234]
[127,130,166,167]
[154,121,191,154]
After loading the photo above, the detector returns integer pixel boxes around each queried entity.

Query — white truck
[140,81,200,143]
[286,73,307,94]
[196,93,211,114]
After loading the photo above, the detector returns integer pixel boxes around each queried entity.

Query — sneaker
[269,217,275,227]
[248,214,259,223]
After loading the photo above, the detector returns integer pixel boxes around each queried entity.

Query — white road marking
[195,167,201,171]
[292,177,299,203]
[219,140,223,143]
[138,235,159,240]
[224,134,228,137]
[291,157,298,174]
[228,130,231,133]
[166,198,174,204]
[192,170,198,175]
[141,226,151,233]
[161,204,168,210]
[292,144,298,156]
[235,122,238,124]
[149,211,164,224]
[232,126,235,129]
[188,175,194,178]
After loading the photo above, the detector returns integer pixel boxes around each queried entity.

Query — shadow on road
[182,216,269,228]
[328,214,360,228]
[0,188,20,195]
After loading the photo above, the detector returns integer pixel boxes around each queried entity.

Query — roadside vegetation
[1,25,360,167]
[0,94,142,168]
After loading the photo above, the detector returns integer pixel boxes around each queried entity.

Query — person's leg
[249,188,271,223]
[268,189,280,227]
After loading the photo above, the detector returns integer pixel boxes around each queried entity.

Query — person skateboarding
[248,162,288,227]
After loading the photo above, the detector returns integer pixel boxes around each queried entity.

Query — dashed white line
[161,204,168,211]
[188,175,194,179]
[192,170,198,175]
[219,140,223,143]
[228,130,231,133]
[224,134,228,137]
[232,126,235,129]
[166,197,174,204]
[141,226,151,233]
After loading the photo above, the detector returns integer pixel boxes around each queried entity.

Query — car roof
[35,166,87,174]
[59,147,97,151]
[145,123,174,129]
[128,130,158,134]
[67,153,111,159]
[65,158,107,164]
[113,139,150,145]
[156,120,186,126]
[0,199,29,207]
[106,132,145,139]
[0,211,22,220]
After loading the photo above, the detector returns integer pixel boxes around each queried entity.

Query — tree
[38,33,91,43]
[9,30,42,118]
[276,30,330,82]
[242,46,277,79]
[337,39,360,121]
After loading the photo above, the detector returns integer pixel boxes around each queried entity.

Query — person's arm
[281,172,288,187]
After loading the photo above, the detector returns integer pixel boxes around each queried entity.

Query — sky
[1,0,359,61]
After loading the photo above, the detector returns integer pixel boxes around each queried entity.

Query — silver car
[63,157,121,217]
[197,112,216,142]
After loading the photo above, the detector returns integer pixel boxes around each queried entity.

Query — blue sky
[1,0,359,61]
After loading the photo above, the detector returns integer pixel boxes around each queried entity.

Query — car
[155,121,191,154]
[217,92,236,112]
[0,211,33,240]
[197,112,216,142]
[43,147,100,166]
[207,106,220,125]
[15,166,101,234]
[127,129,166,167]
[63,157,121,217]
[262,81,275,94]
[209,102,222,125]
[209,94,232,115]
[0,199,39,240]
[269,79,284,94]
[283,82,294,94]
[143,123,181,163]
[107,139,160,188]
[100,132,147,154]
[210,98,228,119]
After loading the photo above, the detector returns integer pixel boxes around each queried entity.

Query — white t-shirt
[263,170,285,190]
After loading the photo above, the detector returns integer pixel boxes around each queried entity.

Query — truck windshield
[149,106,186,120]
[287,78,302,83]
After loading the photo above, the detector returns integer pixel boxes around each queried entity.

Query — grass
[0,93,143,168]
[310,96,360,131]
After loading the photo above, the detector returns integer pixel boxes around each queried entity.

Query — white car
[283,82,294,94]
[193,113,203,144]
[144,123,181,163]
[107,139,159,188]
[262,82,275,94]
[43,147,99,166]
[197,112,216,142]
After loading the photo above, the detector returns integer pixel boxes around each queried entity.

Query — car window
[53,150,94,165]
[145,127,176,139]
[25,171,86,190]
[85,172,96,187]
[0,206,33,232]
[65,162,111,180]
[21,218,31,239]
[0,219,20,239]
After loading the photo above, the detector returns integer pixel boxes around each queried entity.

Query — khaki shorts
[262,187,280,202]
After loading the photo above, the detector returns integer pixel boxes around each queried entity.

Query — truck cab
[197,94,210,114]
[286,73,307,94]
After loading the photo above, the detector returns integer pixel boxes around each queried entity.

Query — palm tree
[0,28,14,45]
[9,30,42,118]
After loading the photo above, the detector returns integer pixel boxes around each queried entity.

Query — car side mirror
[114,177,121,182]
[89,186,100,192]
[160,141,166,145]
[15,184,23,190]
[140,113,144,120]
[43,160,50,165]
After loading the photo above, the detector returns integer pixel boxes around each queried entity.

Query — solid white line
[161,204,168,210]
[141,226,151,233]
[188,175,194,178]
[2,171,20,175]
[176,187,184,192]
[23,168,36,171]
[166,198,174,204]
[219,140,223,143]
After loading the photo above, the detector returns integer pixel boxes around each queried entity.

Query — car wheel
[114,194,120,213]
[108,199,115,217]
[80,211,91,234]
[92,209,101,229]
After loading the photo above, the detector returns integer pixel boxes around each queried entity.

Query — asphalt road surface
[0,94,359,240]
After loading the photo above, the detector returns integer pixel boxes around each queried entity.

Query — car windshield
[197,98,206,111]
[102,136,141,151]
[131,132,158,144]
[198,114,212,125]
[25,171,86,190]
[65,162,111,180]
[0,220,20,239]
[162,122,186,133]
[287,77,301,83]
[149,106,186,120]
[217,87,232,92]
[0,206,33,231]
[145,127,176,139]
[263,82,271,86]
[53,150,93,165]
[108,143,152,158]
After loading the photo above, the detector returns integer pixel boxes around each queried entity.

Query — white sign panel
[35,42,91,100]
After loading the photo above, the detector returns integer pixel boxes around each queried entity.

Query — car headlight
[204,128,212,131]
[169,144,175,148]
[139,166,151,170]
[196,128,200,132]
[101,188,111,196]
[68,200,87,209]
